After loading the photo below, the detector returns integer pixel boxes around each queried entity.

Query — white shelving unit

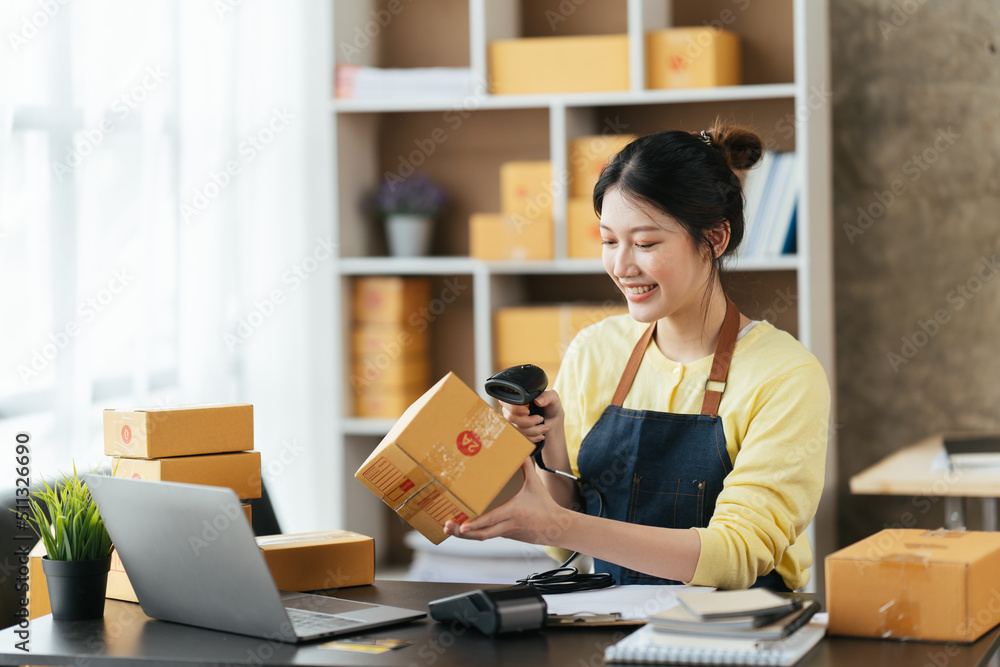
[325,0,835,588]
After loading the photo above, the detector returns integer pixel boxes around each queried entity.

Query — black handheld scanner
[484,364,549,458]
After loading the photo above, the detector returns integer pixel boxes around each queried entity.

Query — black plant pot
[41,555,112,620]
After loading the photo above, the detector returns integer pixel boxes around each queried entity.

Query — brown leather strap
[611,297,741,415]
[700,297,741,416]
[611,322,656,407]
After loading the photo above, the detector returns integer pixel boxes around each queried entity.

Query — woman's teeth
[626,285,656,294]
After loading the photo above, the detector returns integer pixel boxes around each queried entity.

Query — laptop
[86,475,425,642]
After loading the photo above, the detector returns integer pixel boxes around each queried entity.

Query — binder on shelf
[739,151,798,261]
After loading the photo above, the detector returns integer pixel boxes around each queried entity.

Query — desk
[850,435,1000,531]
[0,581,998,666]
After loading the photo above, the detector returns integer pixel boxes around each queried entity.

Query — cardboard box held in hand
[355,372,535,544]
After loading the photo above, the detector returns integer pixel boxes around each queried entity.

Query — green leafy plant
[19,464,113,562]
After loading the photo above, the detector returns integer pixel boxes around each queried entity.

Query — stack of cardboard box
[567,134,637,258]
[494,304,630,384]
[470,161,555,261]
[102,404,260,602]
[352,277,431,418]
[28,404,375,618]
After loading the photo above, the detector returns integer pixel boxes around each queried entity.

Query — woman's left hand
[443,459,570,546]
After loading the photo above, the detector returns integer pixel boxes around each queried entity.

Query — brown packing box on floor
[355,372,535,544]
[113,451,262,500]
[104,404,253,459]
[257,531,374,591]
[826,528,1000,642]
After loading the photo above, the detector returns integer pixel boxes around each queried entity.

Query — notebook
[605,621,826,665]
[86,475,425,642]
[649,599,820,639]
[677,588,800,620]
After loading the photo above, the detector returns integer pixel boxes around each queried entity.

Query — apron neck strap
[611,297,741,416]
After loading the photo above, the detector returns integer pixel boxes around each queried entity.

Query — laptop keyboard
[286,607,365,636]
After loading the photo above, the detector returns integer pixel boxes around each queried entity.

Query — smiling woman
[445,125,831,592]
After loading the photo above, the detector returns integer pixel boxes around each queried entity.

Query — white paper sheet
[543,585,715,621]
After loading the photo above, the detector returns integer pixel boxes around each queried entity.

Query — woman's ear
[705,221,731,259]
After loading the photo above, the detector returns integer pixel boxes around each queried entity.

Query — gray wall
[831,0,1000,546]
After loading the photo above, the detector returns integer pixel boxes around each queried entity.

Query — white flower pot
[385,214,433,257]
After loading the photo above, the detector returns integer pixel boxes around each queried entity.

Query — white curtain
[1,1,335,532]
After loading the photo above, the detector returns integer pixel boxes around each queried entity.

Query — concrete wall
[831,0,1000,546]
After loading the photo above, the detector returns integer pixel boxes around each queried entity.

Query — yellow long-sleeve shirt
[552,314,830,590]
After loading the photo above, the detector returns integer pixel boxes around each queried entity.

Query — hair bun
[706,123,764,171]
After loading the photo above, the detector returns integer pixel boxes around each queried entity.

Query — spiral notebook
[604,620,826,665]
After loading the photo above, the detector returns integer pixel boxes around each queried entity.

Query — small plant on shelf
[370,174,447,257]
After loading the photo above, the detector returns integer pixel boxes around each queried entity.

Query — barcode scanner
[483,364,613,592]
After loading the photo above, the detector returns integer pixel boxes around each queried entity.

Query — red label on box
[417,490,463,526]
[121,425,132,444]
[456,430,482,456]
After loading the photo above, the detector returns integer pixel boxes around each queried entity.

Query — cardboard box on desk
[257,531,374,591]
[489,35,629,95]
[646,28,740,89]
[103,404,253,459]
[113,452,262,500]
[826,529,1000,642]
[354,372,535,545]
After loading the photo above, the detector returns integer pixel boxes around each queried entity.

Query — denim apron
[577,298,788,590]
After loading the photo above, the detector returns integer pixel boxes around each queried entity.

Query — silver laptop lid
[86,475,297,642]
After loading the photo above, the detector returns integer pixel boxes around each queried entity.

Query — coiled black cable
[517,451,616,594]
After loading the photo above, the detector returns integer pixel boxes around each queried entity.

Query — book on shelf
[739,150,798,261]
[335,65,474,99]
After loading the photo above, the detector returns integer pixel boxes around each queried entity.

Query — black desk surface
[1,581,999,667]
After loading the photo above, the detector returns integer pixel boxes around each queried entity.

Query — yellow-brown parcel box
[355,372,535,545]
[103,404,253,459]
[826,528,1000,642]
[257,530,374,591]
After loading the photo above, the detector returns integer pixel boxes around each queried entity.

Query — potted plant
[21,465,114,620]
[372,174,447,257]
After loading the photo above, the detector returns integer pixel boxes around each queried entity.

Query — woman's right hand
[499,389,563,444]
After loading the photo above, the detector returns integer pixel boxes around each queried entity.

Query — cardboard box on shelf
[489,34,629,95]
[352,277,431,324]
[646,28,740,90]
[494,304,629,364]
[569,134,637,198]
[567,197,603,259]
[112,452,262,500]
[103,404,253,459]
[257,530,375,591]
[352,358,430,389]
[354,372,535,544]
[500,161,553,222]
[354,383,427,419]
[352,323,429,360]
[826,529,1000,642]
[469,213,554,261]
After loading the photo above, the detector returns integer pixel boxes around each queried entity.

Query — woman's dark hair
[593,123,764,295]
